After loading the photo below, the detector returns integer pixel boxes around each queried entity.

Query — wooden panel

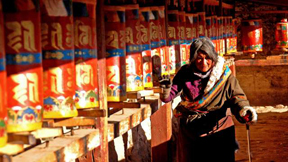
[13,129,100,162]
[43,117,97,128]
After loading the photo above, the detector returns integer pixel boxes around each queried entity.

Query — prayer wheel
[198,12,206,38]
[179,11,188,66]
[41,0,77,118]
[73,1,99,109]
[140,7,153,88]
[192,13,199,41]
[150,6,161,85]
[4,1,43,132]
[241,19,263,53]
[125,4,143,92]
[158,6,169,75]
[167,10,181,71]
[226,16,233,54]
[104,6,127,102]
[231,18,237,53]
[275,18,288,49]
[205,16,212,40]
[211,15,219,54]
[218,17,225,56]
[185,13,193,64]
[0,1,7,146]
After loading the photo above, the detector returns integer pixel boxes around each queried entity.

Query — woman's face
[195,52,214,72]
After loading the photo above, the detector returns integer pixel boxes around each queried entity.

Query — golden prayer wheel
[73,1,99,109]
[241,19,263,53]
[140,7,153,88]
[0,1,7,146]
[4,1,43,132]
[41,0,78,118]
[125,4,144,92]
[104,6,127,102]
[275,18,288,49]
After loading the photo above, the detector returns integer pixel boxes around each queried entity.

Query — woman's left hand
[239,106,258,124]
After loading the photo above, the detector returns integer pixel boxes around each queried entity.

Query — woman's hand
[239,106,258,124]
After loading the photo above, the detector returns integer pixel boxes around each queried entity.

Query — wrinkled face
[195,52,214,72]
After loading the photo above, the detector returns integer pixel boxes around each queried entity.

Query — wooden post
[96,0,108,161]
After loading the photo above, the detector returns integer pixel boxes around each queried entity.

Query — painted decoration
[198,12,206,38]
[104,6,127,102]
[158,6,169,75]
[241,19,263,52]
[73,1,99,109]
[125,4,143,92]
[179,11,188,66]
[41,0,77,118]
[140,7,153,88]
[0,0,7,146]
[4,0,43,132]
[167,10,181,71]
[275,19,288,49]
[150,6,161,86]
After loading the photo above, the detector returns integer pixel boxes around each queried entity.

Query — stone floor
[234,111,288,162]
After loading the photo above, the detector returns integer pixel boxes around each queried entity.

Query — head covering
[189,37,218,63]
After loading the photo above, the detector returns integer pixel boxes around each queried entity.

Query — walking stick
[246,124,252,162]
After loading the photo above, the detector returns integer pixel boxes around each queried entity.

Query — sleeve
[160,66,186,103]
[228,75,251,123]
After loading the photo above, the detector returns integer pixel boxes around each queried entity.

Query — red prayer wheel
[211,15,219,54]
[218,17,225,56]
[192,13,199,41]
[140,7,153,88]
[73,0,99,109]
[158,6,169,75]
[167,10,181,71]
[186,13,193,65]
[0,1,7,146]
[179,11,188,66]
[198,12,206,38]
[4,1,43,132]
[150,6,161,85]
[275,18,288,49]
[41,0,77,118]
[104,6,127,102]
[241,19,263,53]
[226,16,233,54]
[205,16,212,39]
[124,4,143,92]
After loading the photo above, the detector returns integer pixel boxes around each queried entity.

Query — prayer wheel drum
[41,0,78,118]
[231,19,237,53]
[104,6,127,102]
[158,6,169,75]
[275,19,288,49]
[0,1,7,146]
[73,1,99,109]
[179,11,188,66]
[140,7,153,88]
[4,1,43,132]
[198,12,206,38]
[241,19,263,53]
[125,4,144,92]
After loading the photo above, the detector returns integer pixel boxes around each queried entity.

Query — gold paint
[66,68,74,91]
[21,21,36,52]
[125,27,134,44]
[150,22,158,40]
[50,67,64,94]
[6,22,22,53]
[139,24,148,43]
[75,20,92,47]
[186,28,192,38]
[76,64,94,88]
[11,73,39,105]
[167,25,176,39]
[107,65,120,83]
[106,31,119,49]
[179,26,185,39]
[51,23,64,50]
[41,23,49,48]
[66,24,73,47]
[198,25,204,35]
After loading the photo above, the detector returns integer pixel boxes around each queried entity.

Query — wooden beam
[0,142,24,155]
[8,133,36,145]
[43,117,97,128]
[108,102,141,109]
[31,128,63,139]
[78,109,106,117]
[236,10,288,14]
[12,129,100,162]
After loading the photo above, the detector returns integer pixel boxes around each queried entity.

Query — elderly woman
[159,37,257,162]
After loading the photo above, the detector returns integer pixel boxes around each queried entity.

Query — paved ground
[234,112,288,162]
